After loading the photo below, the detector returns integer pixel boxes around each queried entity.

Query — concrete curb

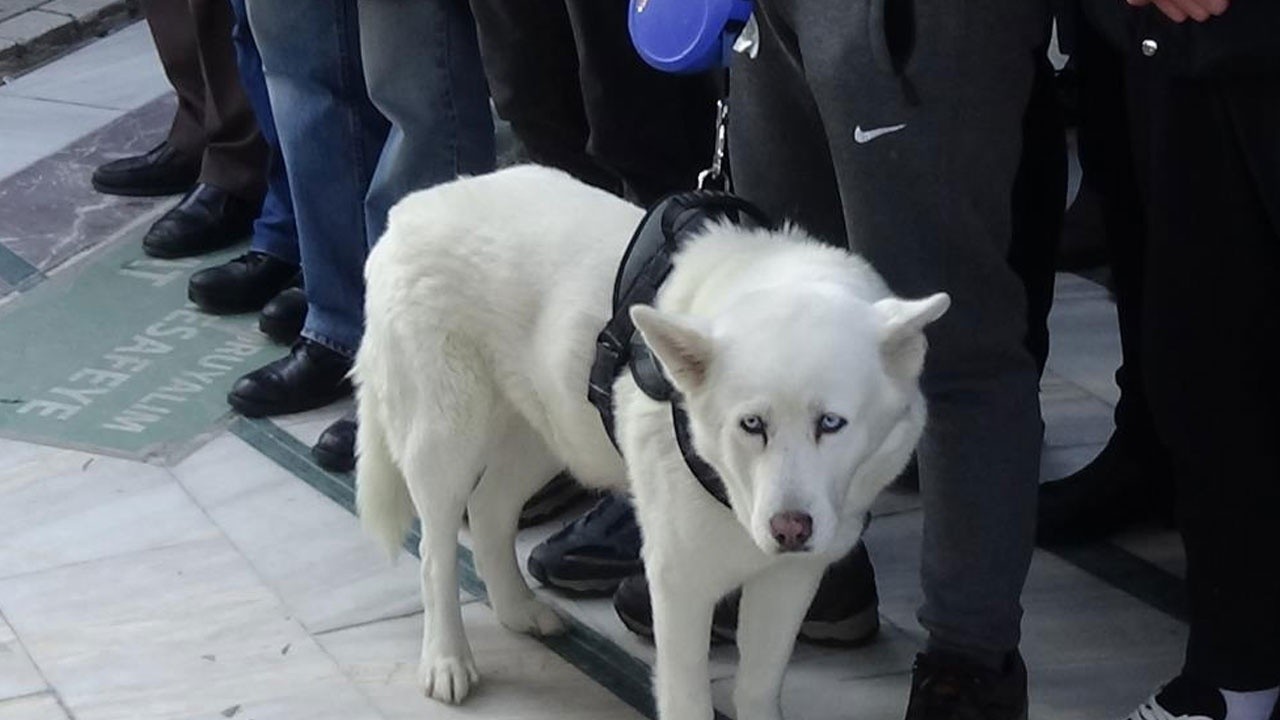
[0,0,139,77]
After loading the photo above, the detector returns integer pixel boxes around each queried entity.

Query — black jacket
[1080,0,1280,79]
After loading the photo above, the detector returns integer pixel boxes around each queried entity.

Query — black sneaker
[526,493,642,595]
[611,542,880,647]
[1124,676,1228,720]
[518,472,589,529]
[905,651,1028,720]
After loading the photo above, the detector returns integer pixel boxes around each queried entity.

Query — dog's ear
[873,293,950,379]
[630,305,714,393]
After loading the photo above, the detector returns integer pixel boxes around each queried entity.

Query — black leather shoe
[1037,430,1175,545]
[188,251,299,315]
[227,340,352,417]
[143,183,260,259]
[312,412,356,473]
[91,141,200,197]
[259,286,307,345]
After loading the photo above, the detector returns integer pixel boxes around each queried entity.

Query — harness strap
[672,403,731,506]
[588,191,773,510]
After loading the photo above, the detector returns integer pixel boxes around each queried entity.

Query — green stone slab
[0,231,283,461]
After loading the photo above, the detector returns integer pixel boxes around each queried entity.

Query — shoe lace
[907,655,1001,720]
[231,251,267,268]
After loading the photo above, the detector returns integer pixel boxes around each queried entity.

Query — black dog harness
[588,191,773,509]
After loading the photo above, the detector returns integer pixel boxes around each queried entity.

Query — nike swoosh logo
[853,124,907,144]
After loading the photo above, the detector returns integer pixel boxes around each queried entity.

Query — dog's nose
[769,511,813,552]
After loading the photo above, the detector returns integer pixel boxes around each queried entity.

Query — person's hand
[1127,0,1229,23]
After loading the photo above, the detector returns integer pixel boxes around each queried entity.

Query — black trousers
[1080,20,1280,691]
[467,0,715,205]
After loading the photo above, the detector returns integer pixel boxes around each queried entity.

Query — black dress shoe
[188,251,299,315]
[259,286,307,345]
[227,340,352,417]
[143,183,260,259]
[312,412,356,473]
[1037,430,1175,545]
[91,141,201,197]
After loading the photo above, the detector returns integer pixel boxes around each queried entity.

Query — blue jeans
[228,0,298,265]
[246,0,495,356]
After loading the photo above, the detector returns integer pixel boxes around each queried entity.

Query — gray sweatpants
[730,0,1048,660]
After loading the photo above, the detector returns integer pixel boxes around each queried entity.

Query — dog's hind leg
[732,560,827,720]
[402,431,487,705]
[467,417,567,636]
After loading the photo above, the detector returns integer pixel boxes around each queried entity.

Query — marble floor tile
[1040,442,1106,483]
[1045,295,1123,406]
[170,434,293,508]
[1041,394,1115,449]
[0,440,218,579]
[0,94,119,181]
[0,694,68,720]
[712,669,913,720]
[317,605,646,720]
[0,96,173,274]
[0,613,44,701]
[0,538,384,720]
[0,22,166,111]
[180,441,427,634]
[276,401,350,448]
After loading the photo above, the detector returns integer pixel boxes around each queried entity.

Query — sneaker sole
[619,603,881,648]
[526,555,636,597]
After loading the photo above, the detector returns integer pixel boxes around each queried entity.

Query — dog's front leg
[650,564,718,720]
[733,559,827,720]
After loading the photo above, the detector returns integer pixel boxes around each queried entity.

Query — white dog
[354,165,948,720]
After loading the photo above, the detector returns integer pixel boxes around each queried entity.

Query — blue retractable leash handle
[629,0,754,74]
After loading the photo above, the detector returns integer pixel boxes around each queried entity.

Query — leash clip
[697,97,730,191]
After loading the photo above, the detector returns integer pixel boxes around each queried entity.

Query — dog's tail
[355,395,415,559]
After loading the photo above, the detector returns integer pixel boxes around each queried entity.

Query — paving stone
[0,0,44,24]
[0,10,70,44]
[42,0,122,23]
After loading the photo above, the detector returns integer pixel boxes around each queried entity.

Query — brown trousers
[141,0,266,200]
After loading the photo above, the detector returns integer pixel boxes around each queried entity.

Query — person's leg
[92,0,204,197]
[357,0,495,244]
[1035,16,1176,545]
[185,0,302,317]
[248,0,386,358]
[1135,66,1280,699]
[468,0,620,194]
[233,0,388,417]
[229,0,297,265]
[138,0,206,162]
[741,0,1045,673]
[562,0,717,204]
[189,0,267,204]
[1008,51,1066,377]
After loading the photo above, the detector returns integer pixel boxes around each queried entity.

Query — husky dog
[354,165,948,720]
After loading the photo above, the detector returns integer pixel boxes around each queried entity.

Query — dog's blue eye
[817,413,847,434]
[740,415,766,435]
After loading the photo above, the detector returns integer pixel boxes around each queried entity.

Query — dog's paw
[419,654,479,704]
[496,598,566,636]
